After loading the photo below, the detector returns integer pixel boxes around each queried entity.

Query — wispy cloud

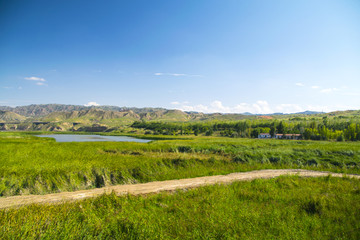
[320,88,340,93]
[25,76,47,86]
[310,85,356,95]
[170,101,189,105]
[154,73,202,77]
[295,83,304,87]
[84,101,100,106]
[25,76,46,82]
[340,91,360,96]
[176,100,276,114]
[2,86,13,89]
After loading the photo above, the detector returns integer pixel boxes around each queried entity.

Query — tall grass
[1,176,359,239]
[1,132,360,196]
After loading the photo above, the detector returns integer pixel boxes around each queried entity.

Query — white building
[258,133,271,138]
[275,134,301,140]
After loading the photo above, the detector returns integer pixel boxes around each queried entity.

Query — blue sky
[1,0,359,114]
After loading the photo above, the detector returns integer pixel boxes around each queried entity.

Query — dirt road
[1,169,359,209]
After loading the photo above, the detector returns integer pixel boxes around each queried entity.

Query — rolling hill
[0,104,359,132]
[0,111,27,122]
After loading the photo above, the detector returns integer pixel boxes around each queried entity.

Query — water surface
[36,134,151,143]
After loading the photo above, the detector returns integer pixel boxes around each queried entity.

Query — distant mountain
[0,104,358,132]
[42,109,205,122]
[0,104,169,117]
[0,104,358,121]
[241,112,254,115]
[94,105,167,113]
[295,111,322,115]
[0,111,27,122]
[0,104,89,117]
[43,108,140,121]
[0,104,247,121]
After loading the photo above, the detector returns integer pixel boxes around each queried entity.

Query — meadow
[1,176,359,239]
[0,131,360,197]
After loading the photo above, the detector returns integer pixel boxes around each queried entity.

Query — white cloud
[155,73,185,76]
[154,73,202,77]
[253,101,273,114]
[210,100,230,112]
[180,104,209,113]
[274,104,303,113]
[306,104,358,112]
[295,83,304,87]
[340,91,360,96]
[25,76,46,82]
[229,101,274,114]
[320,88,340,93]
[25,76,47,86]
[171,101,180,105]
[178,100,276,114]
[310,85,347,94]
[171,73,186,76]
[172,100,357,114]
[85,102,100,106]
[2,86,12,89]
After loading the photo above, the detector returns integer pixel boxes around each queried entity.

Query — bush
[302,197,323,215]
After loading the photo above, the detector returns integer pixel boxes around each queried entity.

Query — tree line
[131,116,360,141]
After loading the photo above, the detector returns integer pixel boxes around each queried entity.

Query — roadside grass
[1,176,359,239]
[1,132,360,196]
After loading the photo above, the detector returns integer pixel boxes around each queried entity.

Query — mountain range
[0,104,358,132]
[0,104,324,119]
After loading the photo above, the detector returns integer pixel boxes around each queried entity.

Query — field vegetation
[1,132,360,197]
[1,176,359,239]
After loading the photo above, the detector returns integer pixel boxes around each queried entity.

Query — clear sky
[1,0,359,114]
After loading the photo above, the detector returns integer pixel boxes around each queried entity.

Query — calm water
[36,134,152,143]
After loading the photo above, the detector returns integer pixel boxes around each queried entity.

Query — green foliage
[1,131,360,238]
[131,116,360,141]
[1,176,360,239]
[1,132,360,197]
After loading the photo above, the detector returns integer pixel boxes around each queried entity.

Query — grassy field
[0,131,360,197]
[1,176,359,239]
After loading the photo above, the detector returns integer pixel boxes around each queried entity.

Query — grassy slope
[0,111,27,122]
[0,132,360,196]
[1,176,359,239]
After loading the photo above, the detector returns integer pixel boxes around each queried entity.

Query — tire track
[1,169,359,209]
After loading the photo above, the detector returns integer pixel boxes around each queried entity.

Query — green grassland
[1,176,359,239]
[1,132,360,197]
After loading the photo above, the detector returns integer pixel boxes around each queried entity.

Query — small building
[275,134,301,140]
[258,133,271,139]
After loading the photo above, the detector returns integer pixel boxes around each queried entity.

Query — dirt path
[1,169,359,209]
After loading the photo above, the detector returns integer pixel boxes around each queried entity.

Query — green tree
[277,121,285,134]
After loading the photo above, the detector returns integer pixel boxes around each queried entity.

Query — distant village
[258,133,301,140]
